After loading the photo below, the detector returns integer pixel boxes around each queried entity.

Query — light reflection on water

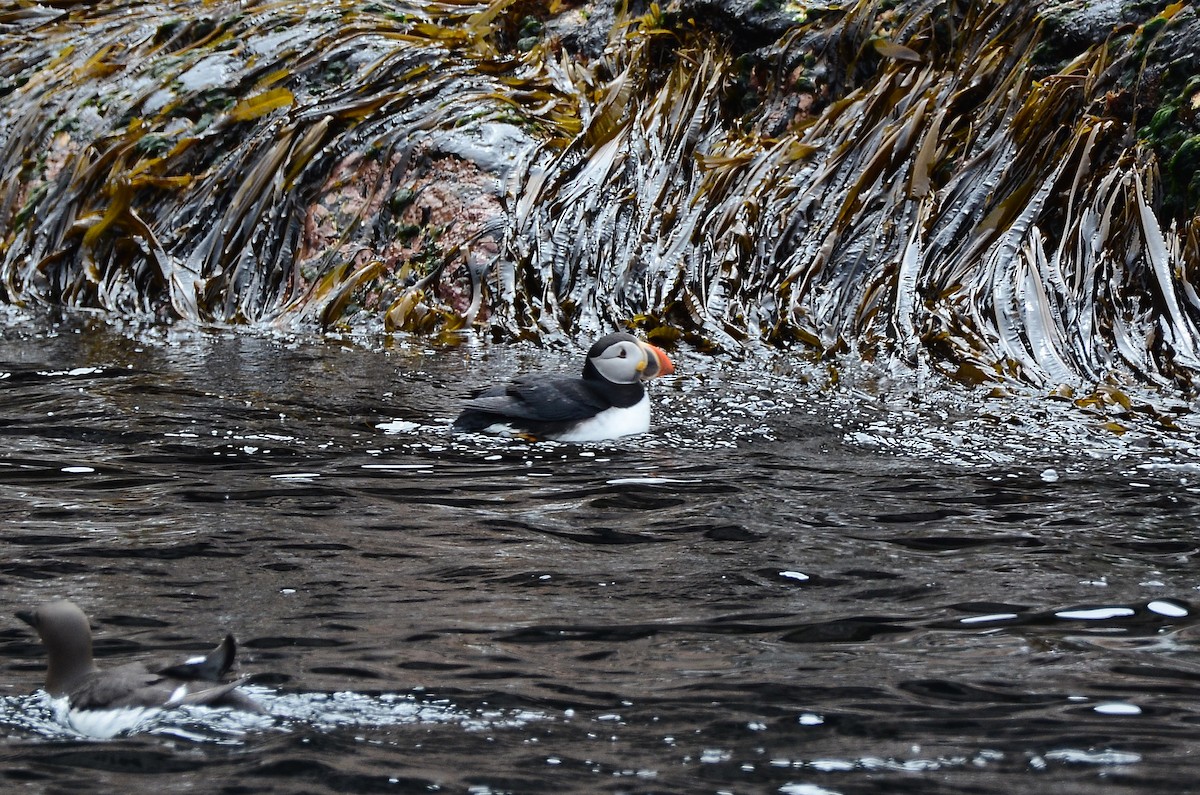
[2,309,1200,792]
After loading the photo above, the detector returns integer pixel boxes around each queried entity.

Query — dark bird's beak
[15,610,36,629]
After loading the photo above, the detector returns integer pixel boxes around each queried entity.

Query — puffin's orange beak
[639,342,675,379]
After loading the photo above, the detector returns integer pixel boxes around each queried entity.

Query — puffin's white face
[588,337,674,385]
[590,339,648,385]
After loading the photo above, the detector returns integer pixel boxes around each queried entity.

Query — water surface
[2,309,1199,794]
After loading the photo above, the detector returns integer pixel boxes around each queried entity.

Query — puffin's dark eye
[618,349,627,358]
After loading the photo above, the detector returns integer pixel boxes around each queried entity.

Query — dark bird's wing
[69,664,165,710]
[156,634,236,681]
[70,666,264,713]
[171,678,265,713]
[68,635,263,713]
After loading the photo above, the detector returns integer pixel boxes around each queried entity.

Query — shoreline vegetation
[2,0,1200,413]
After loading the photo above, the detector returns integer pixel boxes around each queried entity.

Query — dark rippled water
[3,309,1200,794]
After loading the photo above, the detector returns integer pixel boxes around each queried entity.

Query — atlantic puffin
[17,599,263,737]
[453,332,675,442]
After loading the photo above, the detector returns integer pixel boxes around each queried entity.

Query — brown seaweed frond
[0,0,519,325]
[498,0,1200,395]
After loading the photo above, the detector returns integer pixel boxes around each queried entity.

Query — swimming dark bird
[17,599,263,737]
[452,332,675,441]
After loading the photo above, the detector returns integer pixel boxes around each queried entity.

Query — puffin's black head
[582,333,675,385]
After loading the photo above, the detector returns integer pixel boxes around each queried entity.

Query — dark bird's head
[582,333,675,385]
[16,599,98,696]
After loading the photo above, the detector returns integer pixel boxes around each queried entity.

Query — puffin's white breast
[550,394,651,442]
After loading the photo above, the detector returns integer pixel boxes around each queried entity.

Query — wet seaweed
[498,0,1200,400]
[2,0,1200,406]
[0,0,525,330]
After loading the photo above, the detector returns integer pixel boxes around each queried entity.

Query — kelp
[0,0,534,328]
[497,0,1200,399]
[2,0,1200,404]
